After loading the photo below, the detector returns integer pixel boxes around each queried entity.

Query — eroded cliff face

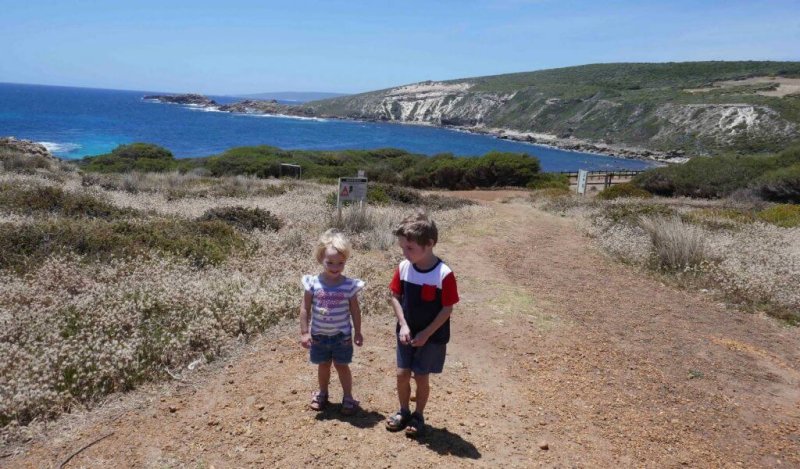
[314,82,516,127]
[651,104,798,147]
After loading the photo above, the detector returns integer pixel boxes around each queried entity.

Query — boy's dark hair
[393,210,438,246]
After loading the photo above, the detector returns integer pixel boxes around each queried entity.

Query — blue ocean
[0,82,655,172]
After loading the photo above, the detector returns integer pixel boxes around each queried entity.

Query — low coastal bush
[199,206,283,231]
[634,155,780,198]
[80,143,182,173]
[0,183,129,219]
[83,144,544,190]
[683,207,756,229]
[634,145,800,200]
[0,218,245,272]
[526,173,569,190]
[596,182,653,200]
[603,202,675,224]
[755,163,800,203]
[757,204,800,227]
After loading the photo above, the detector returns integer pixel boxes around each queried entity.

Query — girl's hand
[300,333,312,349]
[354,332,364,347]
[398,325,412,345]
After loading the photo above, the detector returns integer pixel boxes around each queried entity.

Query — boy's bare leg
[396,368,412,410]
[334,363,353,398]
[318,361,332,394]
[412,373,430,414]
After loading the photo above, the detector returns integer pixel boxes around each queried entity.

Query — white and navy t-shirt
[389,258,459,344]
[302,275,365,336]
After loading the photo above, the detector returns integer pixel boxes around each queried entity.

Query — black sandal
[405,412,425,437]
[385,410,411,432]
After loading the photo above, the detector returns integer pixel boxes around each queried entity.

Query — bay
[0,82,655,172]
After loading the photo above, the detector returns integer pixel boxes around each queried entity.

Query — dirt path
[5,196,800,468]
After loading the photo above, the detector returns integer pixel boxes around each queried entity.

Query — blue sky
[1,0,798,95]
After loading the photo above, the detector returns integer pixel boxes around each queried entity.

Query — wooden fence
[559,170,645,192]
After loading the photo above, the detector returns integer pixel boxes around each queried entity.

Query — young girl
[299,229,364,415]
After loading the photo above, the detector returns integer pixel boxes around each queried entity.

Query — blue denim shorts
[310,332,353,365]
[397,339,447,375]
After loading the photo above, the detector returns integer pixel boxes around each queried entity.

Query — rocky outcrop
[143,94,218,106]
[217,100,316,117]
[0,137,61,171]
[0,137,57,160]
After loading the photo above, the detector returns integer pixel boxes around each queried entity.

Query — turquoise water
[0,82,655,172]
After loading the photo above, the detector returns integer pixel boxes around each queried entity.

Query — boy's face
[397,236,434,265]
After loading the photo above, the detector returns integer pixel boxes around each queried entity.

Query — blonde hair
[393,210,438,246]
[314,229,352,263]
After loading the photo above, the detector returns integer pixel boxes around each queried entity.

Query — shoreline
[143,95,683,164]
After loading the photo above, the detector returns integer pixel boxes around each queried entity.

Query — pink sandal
[309,391,329,411]
[340,396,359,415]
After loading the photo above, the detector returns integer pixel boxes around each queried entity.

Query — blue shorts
[310,333,353,365]
[396,339,447,375]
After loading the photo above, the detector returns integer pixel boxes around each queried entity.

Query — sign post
[577,169,588,196]
[337,176,368,219]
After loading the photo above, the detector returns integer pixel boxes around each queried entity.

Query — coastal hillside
[308,62,800,155]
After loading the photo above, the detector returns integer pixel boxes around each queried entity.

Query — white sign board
[337,177,368,205]
[577,169,588,195]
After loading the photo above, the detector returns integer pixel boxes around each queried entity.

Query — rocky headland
[143,62,800,163]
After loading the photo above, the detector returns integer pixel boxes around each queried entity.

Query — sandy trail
[4,195,799,468]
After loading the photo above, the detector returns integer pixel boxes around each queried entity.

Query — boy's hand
[410,331,430,347]
[354,332,364,347]
[398,325,412,345]
[300,333,312,349]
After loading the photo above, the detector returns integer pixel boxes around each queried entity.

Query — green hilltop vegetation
[308,61,800,155]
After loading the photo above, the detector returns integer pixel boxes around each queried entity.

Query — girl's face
[321,247,346,280]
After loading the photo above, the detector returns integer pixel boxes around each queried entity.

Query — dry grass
[533,192,800,322]
[639,216,707,270]
[0,167,486,441]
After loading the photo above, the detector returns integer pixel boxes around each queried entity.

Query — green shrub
[199,206,283,231]
[366,185,391,205]
[775,145,800,167]
[597,182,653,200]
[111,143,174,160]
[634,155,779,198]
[81,143,178,173]
[0,183,129,219]
[754,163,800,203]
[757,204,800,227]
[526,173,569,190]
[0,218,245,272]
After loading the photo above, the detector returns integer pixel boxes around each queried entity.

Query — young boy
[386,211,459,437]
